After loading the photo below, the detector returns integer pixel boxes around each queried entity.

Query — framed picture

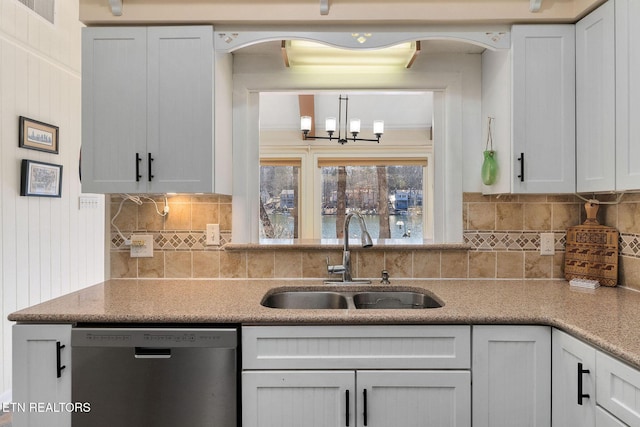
[19,116,59,154]
[20,159,63,198]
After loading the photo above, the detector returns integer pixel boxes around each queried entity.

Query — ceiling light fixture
[300,95,384,144]
[282,40,421,69]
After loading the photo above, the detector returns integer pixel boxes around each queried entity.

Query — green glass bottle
[481,150,497,186]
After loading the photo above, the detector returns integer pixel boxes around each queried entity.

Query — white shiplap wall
[0,0,105,394]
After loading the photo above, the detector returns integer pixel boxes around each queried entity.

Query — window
[259,151,430,241]
[258,91,434,242]
[319,162,426,240]
[259,161,300,239]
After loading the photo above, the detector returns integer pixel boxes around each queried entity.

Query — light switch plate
[540,233,555,256]
[79,196,100,210]
[206,224,220,246]
[130,234,153,257]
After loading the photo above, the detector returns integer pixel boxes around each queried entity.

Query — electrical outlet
[130,234,153,258]
[540,233,555,256]
[206,224,220,246]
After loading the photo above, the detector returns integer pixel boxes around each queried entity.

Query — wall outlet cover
[130,234,154,258]
[540,233,555,256]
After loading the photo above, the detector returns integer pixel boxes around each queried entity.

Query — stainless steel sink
[261,291,348,309]
[261,289,443,310]
[352,291,442,309]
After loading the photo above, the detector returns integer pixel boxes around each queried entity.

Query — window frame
[260,145,433,240]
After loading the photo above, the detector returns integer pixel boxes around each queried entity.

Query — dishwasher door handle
[134,347,172,359]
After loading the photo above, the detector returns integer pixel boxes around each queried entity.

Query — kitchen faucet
[325,211,373,284]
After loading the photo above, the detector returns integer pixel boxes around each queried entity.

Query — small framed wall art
[20,159,63,198]
[19,116,59,154]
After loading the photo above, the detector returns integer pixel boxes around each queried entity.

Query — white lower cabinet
[242,370,470,427]
[12,324,72,427]
[14,323,640,427]
[472,325,551,427]
[242,370,354,427]
[242,325,471,427]
[596,351,640,426]
[358,370,470,427]
[552,328,597,427]
[553,328,640,427]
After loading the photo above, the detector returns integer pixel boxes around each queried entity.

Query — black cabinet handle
[345,390,350,426]
[578,362,590,405]
[148,153,154,182]
[135,153,142,182]
[363,389,368,426]
[56,342,66,378]
[517,153,525,182]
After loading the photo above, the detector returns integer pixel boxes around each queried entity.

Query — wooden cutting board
[564,203,619,287]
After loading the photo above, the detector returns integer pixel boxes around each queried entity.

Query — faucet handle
[326,256,346,275]
[380,269,391,284]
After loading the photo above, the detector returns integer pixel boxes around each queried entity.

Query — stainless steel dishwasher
[71,326,238,427]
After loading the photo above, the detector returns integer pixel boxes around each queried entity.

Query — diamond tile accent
[111,234,124,249]
[464,230,566,252]
[620,233,640,258]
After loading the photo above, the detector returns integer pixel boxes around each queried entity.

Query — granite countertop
[8,278,640,369]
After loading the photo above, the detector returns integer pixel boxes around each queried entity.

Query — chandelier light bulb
[300,116,312,132]
[350,119,361,134]
[373,120,384,136]
[325,117,337,133]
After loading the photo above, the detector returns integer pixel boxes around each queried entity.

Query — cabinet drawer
[242,325,470,370]
[596,351,640,426]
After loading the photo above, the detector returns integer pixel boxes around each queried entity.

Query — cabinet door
[576,0,616,193]
[596,351,640,426]
[81,27,147,193]
[147,26,213,193]
[552,329,597,427]
[511,25,576,194]
[242,370,355,427]
[472,325,551,427]
[616,0,640,190]
[12,324,72,427]
[358,370,470,427]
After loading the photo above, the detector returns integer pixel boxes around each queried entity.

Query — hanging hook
[485,117,494,152]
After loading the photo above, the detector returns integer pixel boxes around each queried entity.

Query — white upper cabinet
[576,0,616,193]
[512,25,576,194]
[82,26,232,194]
[576,0,640,192]
[616,0,640,191]
[81,27,147,193]
[482,25,576,194]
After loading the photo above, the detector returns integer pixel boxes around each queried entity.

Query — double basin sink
[262,288,443,310]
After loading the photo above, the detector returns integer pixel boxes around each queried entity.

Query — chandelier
[300,95,384,144]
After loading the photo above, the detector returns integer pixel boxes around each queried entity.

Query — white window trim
[231,38,466,244]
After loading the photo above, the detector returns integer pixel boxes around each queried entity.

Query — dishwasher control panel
[71,327,237,348]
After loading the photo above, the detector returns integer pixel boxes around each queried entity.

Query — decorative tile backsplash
[109,192,640,289]
[112,230,231,251]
